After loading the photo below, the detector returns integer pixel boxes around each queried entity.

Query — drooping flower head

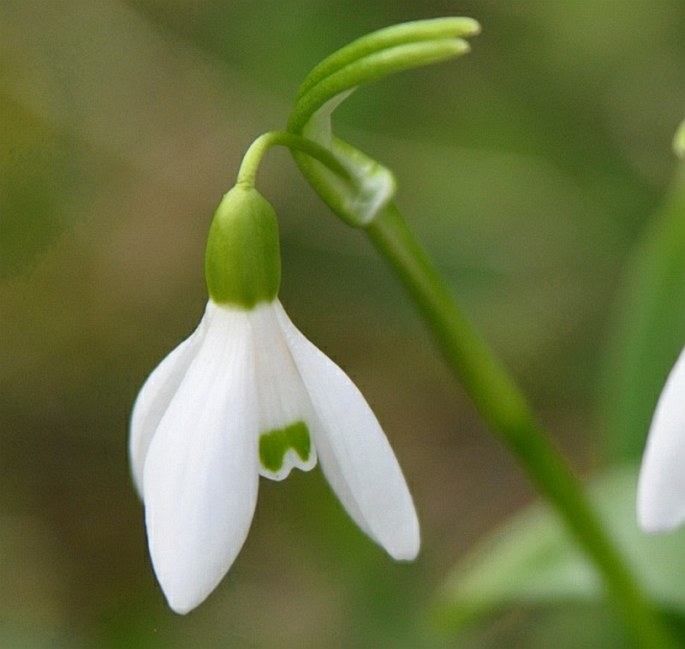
[130,185,420,613]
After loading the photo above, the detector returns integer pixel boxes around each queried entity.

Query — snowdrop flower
[638,348,685,533]
[130,186,420,614]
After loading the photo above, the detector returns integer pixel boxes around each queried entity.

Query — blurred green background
[1,1,685,647]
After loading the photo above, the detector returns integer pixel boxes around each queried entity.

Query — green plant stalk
[236,131,350,188]
[365,202,678,649]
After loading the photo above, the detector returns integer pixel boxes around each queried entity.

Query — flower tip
[636,502,656,534]
[386,522,421,562]
[637,514,676,536]
[636,481,685,535]
[636,501,683,535]
[390,541,420,562]
[153,560,218,616]
[164,584,215,615]
[371,501,420,562]
[166,595,196,616]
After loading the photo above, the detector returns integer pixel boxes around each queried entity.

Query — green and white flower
[130,186,420,614]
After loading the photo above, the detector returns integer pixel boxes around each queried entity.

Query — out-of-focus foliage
[603,167,685,459]
[1,1,685,647]
[435,465,685,642]
[441,160,685,643]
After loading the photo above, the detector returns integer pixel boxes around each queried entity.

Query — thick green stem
[365,202,678,649]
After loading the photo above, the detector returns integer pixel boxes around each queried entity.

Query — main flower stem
[365,202,678,649]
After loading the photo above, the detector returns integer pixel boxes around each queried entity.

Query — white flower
[130,297,420,614]
[637,347,685,533]
[130,184,419,612]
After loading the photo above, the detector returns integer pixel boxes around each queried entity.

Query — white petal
[638,347,685,532]
[248,303,317,481]
[129,311,207,498]
[143,302,259,614]
[274,302,420,560]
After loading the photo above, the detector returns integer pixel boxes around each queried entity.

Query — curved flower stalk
[130,185,419,614]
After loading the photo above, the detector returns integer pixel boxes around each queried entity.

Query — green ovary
[259,421,311,472]
[204,186,281,308]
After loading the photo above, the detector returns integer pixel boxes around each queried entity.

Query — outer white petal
[129,312,207,498]
[274,301,420,560]
[143,302,259,614]
[248,302,317,481]
[638,347,685,532]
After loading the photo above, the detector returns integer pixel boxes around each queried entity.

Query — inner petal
[249,303,317,481]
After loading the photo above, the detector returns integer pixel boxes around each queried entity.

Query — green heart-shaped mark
[259,421,311,472]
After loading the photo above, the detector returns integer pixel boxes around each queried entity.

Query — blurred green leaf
[0,162,64,280]
[0,100,81,280]
[433,464,685,637]
[603,165,685,459]
[457,602,632,649]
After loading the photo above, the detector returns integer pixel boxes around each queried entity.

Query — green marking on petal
[259,421,311,472]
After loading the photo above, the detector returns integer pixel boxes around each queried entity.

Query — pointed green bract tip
[674,118,685,160]
[204,186,281,308]
[448,17,481,37]
[259,421,311,472]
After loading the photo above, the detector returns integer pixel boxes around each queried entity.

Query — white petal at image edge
[638,348,685,533]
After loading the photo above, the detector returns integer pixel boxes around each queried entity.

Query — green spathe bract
[259,421,312,473]
[205,186,281,308]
